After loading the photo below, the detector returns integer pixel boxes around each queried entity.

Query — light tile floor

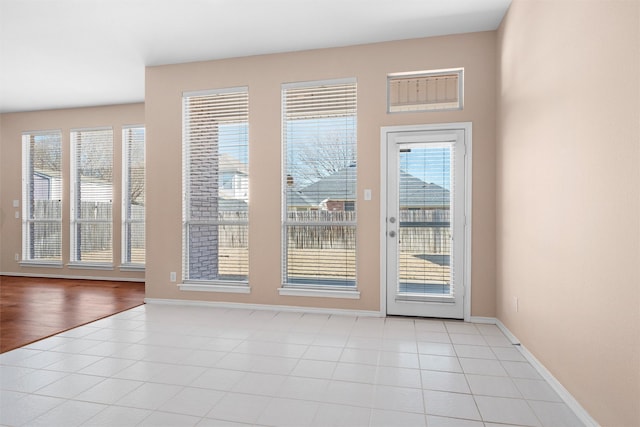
[0,304,586,427]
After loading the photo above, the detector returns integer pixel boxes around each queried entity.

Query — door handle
[389,231,396,238]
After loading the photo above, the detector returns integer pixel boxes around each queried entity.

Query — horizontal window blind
[388,69,463,112]
[70,128,114,263]
[122,126,145,265]
[22,130,63,262]
[282,79,357,288]
[183,88,249,283]
[398,144,454,297]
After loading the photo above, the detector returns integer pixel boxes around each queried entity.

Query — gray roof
[286,190,315,208]
[295,166,449,208]
[297,165,357,205]
[34,169,62,180]
[398,171,450,208]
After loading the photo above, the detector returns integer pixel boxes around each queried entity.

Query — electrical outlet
[14,253,19,261]
[14,211,19,219]
[13,200,19,208]
[170,272,177,282]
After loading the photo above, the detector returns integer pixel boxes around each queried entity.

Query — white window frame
[279,78,359,298]
[21,130,63,267]
[69,127,114,269]
[121,125,145,271]
[180,87,250,292]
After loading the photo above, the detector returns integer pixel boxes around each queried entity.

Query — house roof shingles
[295,165,449,208]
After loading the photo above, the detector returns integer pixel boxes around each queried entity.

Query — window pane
[186,224,220,280]
[183,88,249,283]
[22,131,62,262]
[77,222,113,262]
[398,145,452,295]
[282,79,357,288]
[123,126,145,265]
[71,128,113,263]
[125,221,145,264]
[285,224,356,287]
[28,221,62,261]
[219,224,248,281]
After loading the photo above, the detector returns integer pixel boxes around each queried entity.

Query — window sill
[178,282,250,294]
[278,286,360,299]
[119,264,145,272]
[19,260,63,268]
[67,262,114,271]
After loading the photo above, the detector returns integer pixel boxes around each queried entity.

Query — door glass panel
[397,144,452,297]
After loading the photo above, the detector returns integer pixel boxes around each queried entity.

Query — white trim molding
[467,316,499,325]
[278,287,360,299]
[494,319,599,427]
[144,297,381,317]
[178,283,250,294]
[119,264,145,272]
[469,317,599,427]
[18,261,63,269]
[0,272,144,282]
[67,262,114,271]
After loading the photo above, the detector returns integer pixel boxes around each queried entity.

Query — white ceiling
[0,0,511,113]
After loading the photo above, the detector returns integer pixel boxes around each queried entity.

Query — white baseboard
[0,271,145,283]
[467,316,499,325]
[144,297,383,318]
[491,319,599,427]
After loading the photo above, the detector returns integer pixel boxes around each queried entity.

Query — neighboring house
[294,165,356,211]
[34,153,246,206]
[32,170,112,203]
[74,177,113,203]
[33,170,62,201]
[219,153,248,202]
[397,170,450,210]
[293,164,449,211]
[286,189,317,211]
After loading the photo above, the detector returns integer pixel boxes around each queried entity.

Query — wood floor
[0,276,145,353]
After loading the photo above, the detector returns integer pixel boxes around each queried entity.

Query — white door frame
[380,122,472,321]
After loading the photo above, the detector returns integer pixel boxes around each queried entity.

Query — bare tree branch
[290,131,355,188]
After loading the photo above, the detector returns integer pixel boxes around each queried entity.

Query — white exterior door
[382,124,470,319]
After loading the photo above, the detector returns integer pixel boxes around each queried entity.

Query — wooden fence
[398,209,450,254]
[284,209,450,253]
[28,201,62,259]
[27,202,451,258]
[28,201,146,259]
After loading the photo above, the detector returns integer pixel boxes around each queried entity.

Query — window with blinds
[70,128,114,265]
[282,79,357,288]
[398,144,453,297]
[21,130,63,263]
[122,126,145,267]
[388,68,463,113]
[183,87,249,284]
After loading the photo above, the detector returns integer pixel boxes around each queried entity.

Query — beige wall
[145,32,497,315]
[1,4,636,423]
[496,1,640,426]
[0,103,145,281]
